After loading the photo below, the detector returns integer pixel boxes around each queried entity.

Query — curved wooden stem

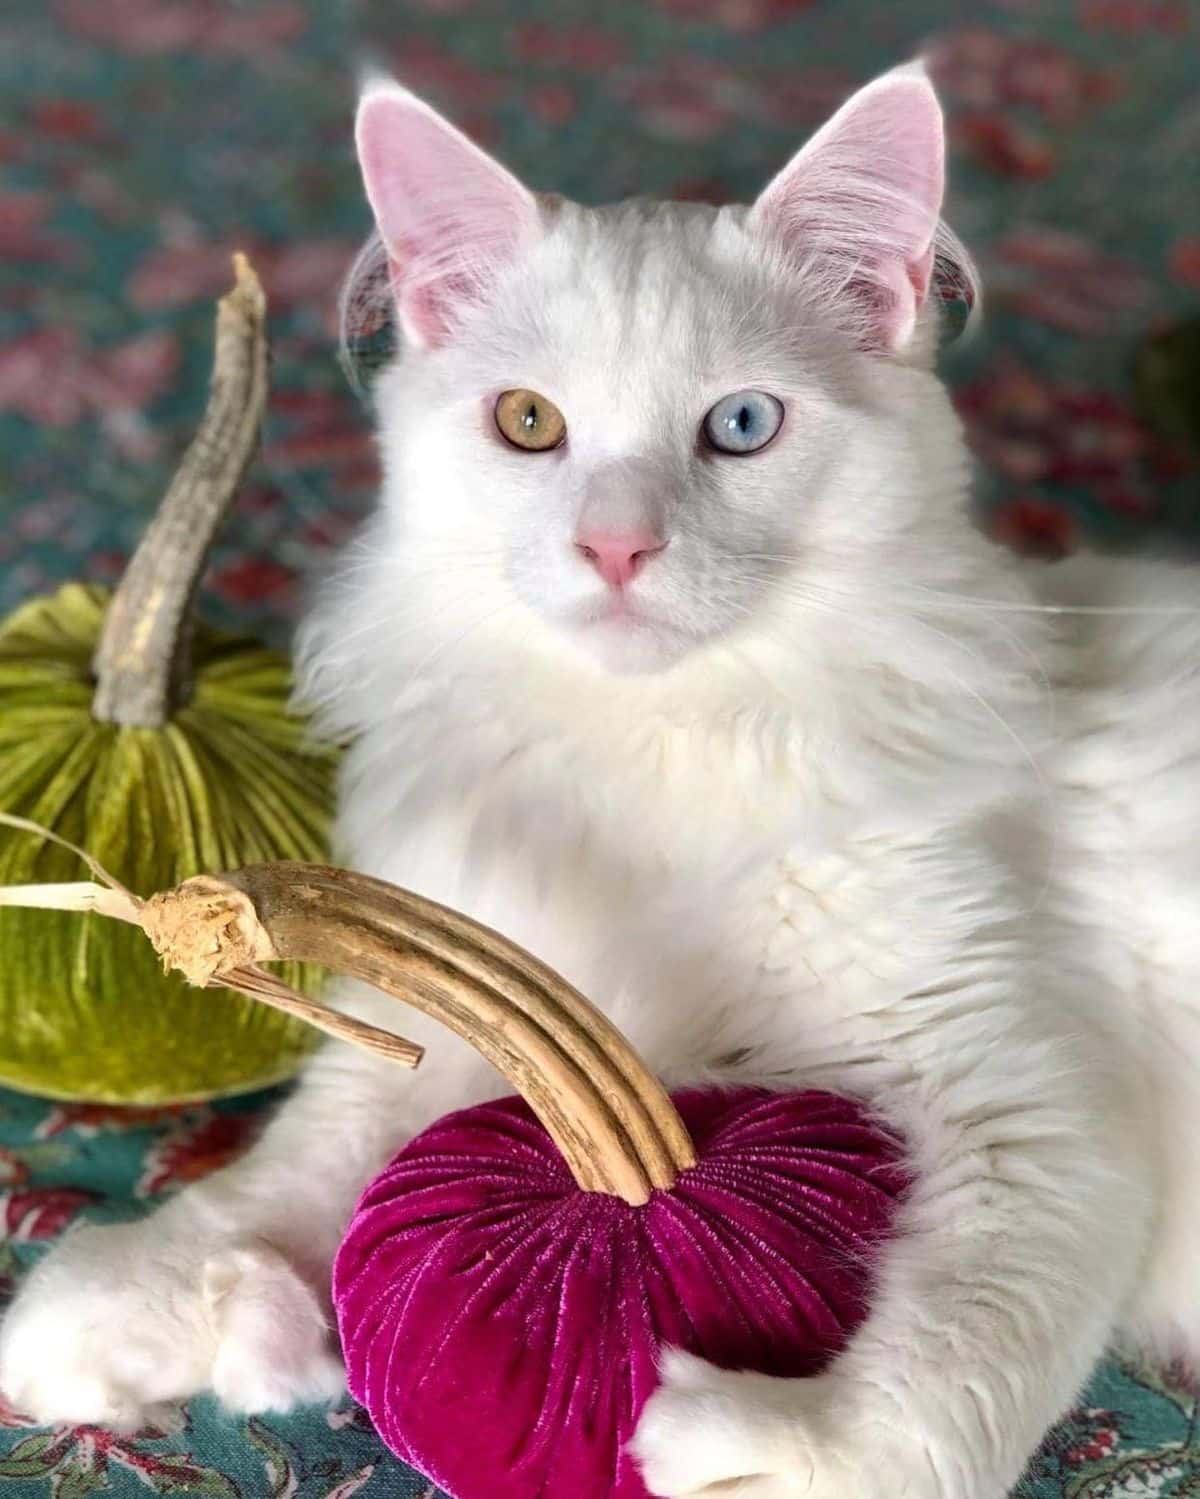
[92,254,268,728]
[141,862,696,1205]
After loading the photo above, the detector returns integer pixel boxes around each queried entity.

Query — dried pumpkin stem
[144,863,697,1206]
[220,962,424,1069]
[92,253,269,728]
[0,881,141,924]
[0,809,425,1074]
[0,812,695,1200]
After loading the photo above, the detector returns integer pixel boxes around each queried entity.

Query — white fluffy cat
[3,61,1197,1499]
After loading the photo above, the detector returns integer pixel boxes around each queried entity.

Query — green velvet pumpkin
[0,258,339,1103]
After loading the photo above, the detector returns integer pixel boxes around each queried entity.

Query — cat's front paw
[205,1243,346,1414]
[631,1350,818,1497]
[0,1218,344,1430]
[632,1350,948,1499]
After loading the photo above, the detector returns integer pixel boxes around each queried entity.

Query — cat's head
[344,65,977,682]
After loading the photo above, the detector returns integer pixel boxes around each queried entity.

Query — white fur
[2,65,1193,1499]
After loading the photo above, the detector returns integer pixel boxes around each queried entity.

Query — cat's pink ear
[355,81,540,348]
[751,63,945,351]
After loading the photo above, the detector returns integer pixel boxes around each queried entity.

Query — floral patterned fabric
[2,0,1199,1495]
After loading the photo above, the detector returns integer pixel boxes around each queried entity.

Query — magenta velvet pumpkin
[333,1086,907,1499]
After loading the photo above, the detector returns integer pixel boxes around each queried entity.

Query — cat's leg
[633,991,1152,1499]
[0,989,491,1430]
[1116,989,1200,1364]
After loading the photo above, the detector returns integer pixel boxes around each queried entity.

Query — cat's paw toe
[631,1351,810,1497]
[206,1244,345,1412]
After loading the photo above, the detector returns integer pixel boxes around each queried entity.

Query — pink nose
[574,529,667,590]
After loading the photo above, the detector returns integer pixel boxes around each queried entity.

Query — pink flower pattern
[989,227,1153,335]
[136,1113,257,1199]
[51,0,308,57]
[0,330,178,428]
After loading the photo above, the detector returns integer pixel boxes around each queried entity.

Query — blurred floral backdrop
[2,0,1199,648]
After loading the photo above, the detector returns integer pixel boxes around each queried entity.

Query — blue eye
[702,390,783,455]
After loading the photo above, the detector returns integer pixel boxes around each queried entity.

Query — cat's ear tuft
[751,62,946,352]
[355,80,540,349]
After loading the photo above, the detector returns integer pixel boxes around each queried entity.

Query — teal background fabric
[2,1,1200,1495]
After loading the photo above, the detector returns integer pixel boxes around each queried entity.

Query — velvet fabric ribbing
[334,1087,907,1499]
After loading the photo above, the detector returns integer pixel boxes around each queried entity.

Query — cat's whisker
[721,578,1059,812]
[401,598,525,682]
[726,557,1200,618]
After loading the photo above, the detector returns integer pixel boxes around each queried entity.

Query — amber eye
[494,389,567,452]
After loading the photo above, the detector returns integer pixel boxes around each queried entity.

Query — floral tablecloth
[3,0,1200,1494]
